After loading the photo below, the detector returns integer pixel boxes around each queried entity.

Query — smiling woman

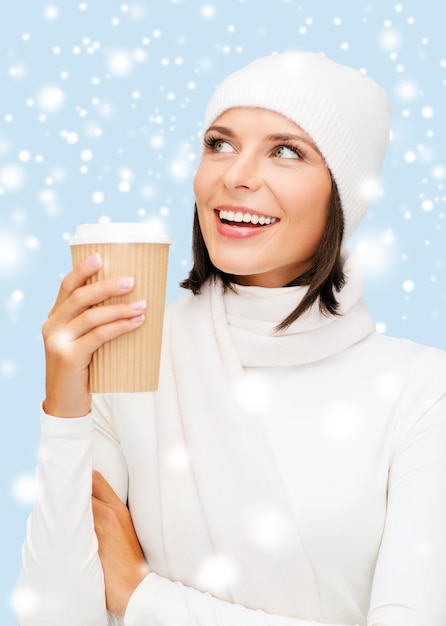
[15,52,446,626]
[193,108,332,289]
[184,106,344,325]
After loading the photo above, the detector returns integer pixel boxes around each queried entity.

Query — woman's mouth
[218,209,278,227]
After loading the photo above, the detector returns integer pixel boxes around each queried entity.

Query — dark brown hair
[180,178,345,331]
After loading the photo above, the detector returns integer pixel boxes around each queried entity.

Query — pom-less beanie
[201,52,392,244]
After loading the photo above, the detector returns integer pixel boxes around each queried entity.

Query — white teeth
[219,210,277,226]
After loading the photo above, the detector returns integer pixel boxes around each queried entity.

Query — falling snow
[35,86,66,112]
[1,2,445,624]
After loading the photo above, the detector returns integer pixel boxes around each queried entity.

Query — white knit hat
[201,52,391,243]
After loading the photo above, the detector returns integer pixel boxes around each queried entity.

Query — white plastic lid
[69,222,172,245]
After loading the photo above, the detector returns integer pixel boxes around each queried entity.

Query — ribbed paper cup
[69,223,171,393]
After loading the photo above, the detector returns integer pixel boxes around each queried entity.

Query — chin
[211,258,254,280]
[207,253,235,274]
[209,246,260,272]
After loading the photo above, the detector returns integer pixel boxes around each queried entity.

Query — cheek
[193,181,210,236]
[281,177,331,241]
[193,162,214,202]
[192,170,202,200]
[294,172,331,210]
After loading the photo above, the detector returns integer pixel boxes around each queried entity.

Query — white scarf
[155,252,374,618]
[223,251,374,367]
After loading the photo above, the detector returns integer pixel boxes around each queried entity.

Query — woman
[15,52,446,625]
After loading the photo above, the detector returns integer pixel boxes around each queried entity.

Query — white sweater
[15,256,446,626]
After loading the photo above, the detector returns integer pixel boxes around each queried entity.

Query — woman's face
[193,107,332,288]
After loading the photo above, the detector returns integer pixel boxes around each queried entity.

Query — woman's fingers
[50,253,104,313]
[91,470,150,617]
[68,299,147,340]
[42,253,147,418]
[43,251,142,356]
[46,285,145,339]
[49,274,137,327]
[44,298,146,365]
[72,313,146,368]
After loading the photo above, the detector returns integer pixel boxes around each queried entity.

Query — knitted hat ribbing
[201,52,391,243]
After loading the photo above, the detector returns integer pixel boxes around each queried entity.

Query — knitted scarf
[154,252,374,618]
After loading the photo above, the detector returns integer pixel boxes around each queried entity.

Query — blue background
[1,1,444,623]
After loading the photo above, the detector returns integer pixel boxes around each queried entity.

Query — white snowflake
[36,85,66,112]
[106,50,134,76]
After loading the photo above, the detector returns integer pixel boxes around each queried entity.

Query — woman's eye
[274,145,299,159]
[214,140,233,153]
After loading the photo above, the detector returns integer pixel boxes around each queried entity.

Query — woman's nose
[222,153,262,191]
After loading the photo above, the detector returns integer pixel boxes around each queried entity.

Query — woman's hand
[42,253,146,418]
[92,470,151,617]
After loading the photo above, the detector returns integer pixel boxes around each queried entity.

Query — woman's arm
[95,393,446,626]
[14,412,109,626]
[368,393,446,625]
[14,392,135,626]
[93,469,356,626]
[42,252,145,419]
[92,470,150,616]
[126,574,349,626]
[14,253,146,625]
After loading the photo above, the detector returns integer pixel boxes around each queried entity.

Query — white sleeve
[14,411,110,626]
[368,394,446,625]
[124,573,350,626]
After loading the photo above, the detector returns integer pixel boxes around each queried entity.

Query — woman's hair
[180,177,345,331]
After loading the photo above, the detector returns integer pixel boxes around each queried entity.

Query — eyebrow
[205,126,320,153]
[265,133,319,152]
[205,125,236,137]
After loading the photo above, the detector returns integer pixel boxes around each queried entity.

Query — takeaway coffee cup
[69,222,171,393]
